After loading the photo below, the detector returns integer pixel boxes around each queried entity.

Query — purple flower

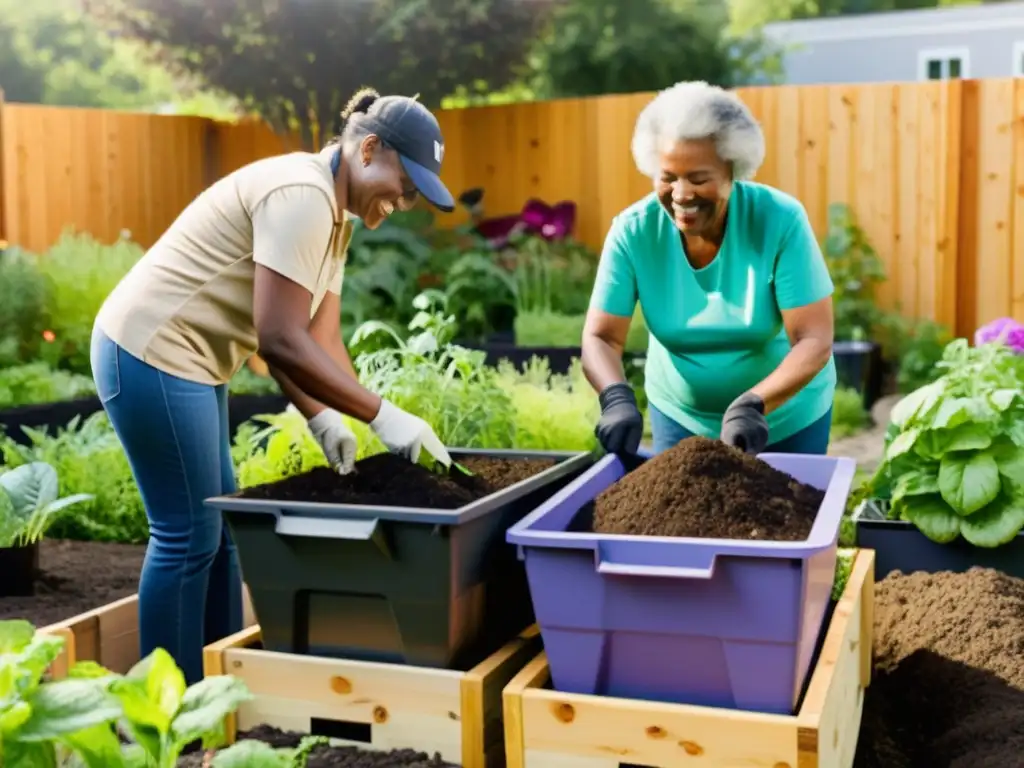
[975,317,1024,353]
[521,199,576,241]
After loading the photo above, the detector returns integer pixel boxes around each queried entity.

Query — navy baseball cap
[358,95,455,213]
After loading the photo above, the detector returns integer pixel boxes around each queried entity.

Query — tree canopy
[94,0,555,144]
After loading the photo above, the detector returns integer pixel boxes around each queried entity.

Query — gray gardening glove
[720,392,769,455]
[288,404,358,475]
[595,383,644,456]
[370,399,452,467]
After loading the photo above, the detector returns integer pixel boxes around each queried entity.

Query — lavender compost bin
[506,450,857,715]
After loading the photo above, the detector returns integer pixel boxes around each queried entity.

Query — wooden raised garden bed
[203,623,544,767]
[37,586,258,676]
[502,549,875,768]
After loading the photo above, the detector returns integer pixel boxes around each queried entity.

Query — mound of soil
[0,539,144,626]
[854,568,1024,768]
[592,436,824,541]
[176,725,458,767]
[237,454,556,509]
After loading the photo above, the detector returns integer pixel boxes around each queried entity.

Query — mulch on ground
[592,436,825,541]
[176,726,458,767]
[236,454,555,509]
[0,539,144,626]
[854,567,1024,768]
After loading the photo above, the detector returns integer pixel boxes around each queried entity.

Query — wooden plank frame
[37,585,257,677]
[203,625,544,768]
[502,549,875,768]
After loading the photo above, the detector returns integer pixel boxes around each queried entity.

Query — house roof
[763,0,1024,44]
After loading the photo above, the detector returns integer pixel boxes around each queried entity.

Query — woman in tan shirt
[91,88,454,685]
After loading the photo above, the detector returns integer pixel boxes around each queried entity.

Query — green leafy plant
[227,366,281,397]
[823,203,887,343]
[0,461,93,548]
[33,231,144,375]
[0,413,148,544]
[829,386,870,441]
[0,620,253,767]
[0,247,49,368]
[209,735,330,767]
[0,362,96,409]
[865,339,1024,547]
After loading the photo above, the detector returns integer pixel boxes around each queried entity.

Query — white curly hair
[631,81,765,181]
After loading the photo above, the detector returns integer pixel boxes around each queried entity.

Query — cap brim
[399,155,455,213]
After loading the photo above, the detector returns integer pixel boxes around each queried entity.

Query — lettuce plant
[866,339,1024,546]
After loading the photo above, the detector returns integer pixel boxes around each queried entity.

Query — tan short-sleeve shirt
[95,146,352,385]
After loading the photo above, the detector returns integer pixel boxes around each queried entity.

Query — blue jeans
[91,327,243,684]
[649,404,833,456]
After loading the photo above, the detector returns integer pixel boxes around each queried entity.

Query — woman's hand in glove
[370,399,452,467]
[595,383,644,456]
[720,392,769,454]
[304,407,358,474]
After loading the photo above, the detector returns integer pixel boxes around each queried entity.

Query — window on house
[919,49,969,81]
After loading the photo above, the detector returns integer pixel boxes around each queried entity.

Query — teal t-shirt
[590,181,837,445]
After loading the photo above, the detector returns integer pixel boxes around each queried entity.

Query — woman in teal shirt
[582,81,837,457]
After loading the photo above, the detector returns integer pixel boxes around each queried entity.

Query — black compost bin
[206,448,594,669]
[855,507,1024,579]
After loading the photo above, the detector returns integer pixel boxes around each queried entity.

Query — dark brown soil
[591,436,824,540]
[237,454,555,509]
[0,539,144,627]
[854,568,1024,768]
[176,725,458,767]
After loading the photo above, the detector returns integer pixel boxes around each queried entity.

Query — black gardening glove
[595,383,644,456]
[720,391,769,455]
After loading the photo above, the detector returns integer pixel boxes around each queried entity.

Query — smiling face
[655,138,732,239]
[348,135,419,229]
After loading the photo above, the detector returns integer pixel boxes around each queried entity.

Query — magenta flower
[975,317,1024,353]
[521,199,577,241]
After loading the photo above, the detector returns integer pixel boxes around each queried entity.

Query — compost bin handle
[274,515,379,541]
[596,555,717,580]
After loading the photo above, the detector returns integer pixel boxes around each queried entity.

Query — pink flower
[42,330,55,343]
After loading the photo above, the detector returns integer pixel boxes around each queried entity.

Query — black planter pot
[855,517,1024,579]
[0,541,39,597]
[833,340,883,409]
[0,394,289,446]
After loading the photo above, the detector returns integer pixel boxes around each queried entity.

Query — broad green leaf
[107,677,171,735]
[890,381,945,428]
[885,428,920,461]
[0,620,35,654]
[141,649,186,720]
[59,722,127,768]
[8,635,67,689]
[68,661,115,680]
[119,743,152,768]
[1008,419,1024,448]
[943,424,997,453]
[992,443,1024,487]
[892,467,940,500]
[960,495,1024,548]
[13,678,121,741]
[211,739,292,768]
[0,738,58,768]
[899,494,961,543]
[170,676,253,747]
[990,389,1019,411]
[0,701,33,734]
[939,451,1002,516]
[0,462,59,517]
[929,397,979,430]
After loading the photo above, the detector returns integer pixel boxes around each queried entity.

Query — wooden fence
[1,80,1022,337]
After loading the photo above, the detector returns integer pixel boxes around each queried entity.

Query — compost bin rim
[204,448,594,526]
[506,450,857,558]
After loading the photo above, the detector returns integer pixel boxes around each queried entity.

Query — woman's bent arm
[254,265,381,423]
[750,296,834,414]
[581,308,633,392]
